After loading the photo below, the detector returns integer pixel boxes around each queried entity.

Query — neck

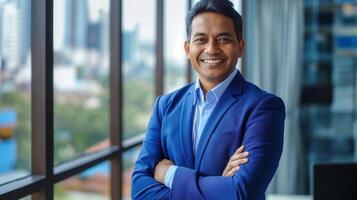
[199,79,220,95]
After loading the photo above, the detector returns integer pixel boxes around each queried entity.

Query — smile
[201,59,224,64]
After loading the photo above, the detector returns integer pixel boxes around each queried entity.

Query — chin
[203,74,225,82]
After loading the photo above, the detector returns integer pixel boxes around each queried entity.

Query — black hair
[186,0,243,41]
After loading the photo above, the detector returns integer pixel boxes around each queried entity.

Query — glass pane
[0,0,31,185]
[53,0,110,165]
[302,0,357,194]
[122,146,141,200]
[163,0,187,93]
[55,162,110,200]
[122,0,156,139]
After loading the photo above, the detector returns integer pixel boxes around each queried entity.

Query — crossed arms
[154,145,248,185]
[131,95,285,200]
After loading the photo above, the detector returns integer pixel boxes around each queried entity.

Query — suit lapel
[179,88,195,168]
[194,72,244,169]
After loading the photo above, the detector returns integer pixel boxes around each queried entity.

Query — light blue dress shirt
[164,69,238,188]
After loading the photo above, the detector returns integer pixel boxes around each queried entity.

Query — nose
[205,40,220,55]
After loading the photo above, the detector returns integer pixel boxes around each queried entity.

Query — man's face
[185,12,244,87]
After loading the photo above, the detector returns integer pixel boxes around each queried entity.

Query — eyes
[193,36,233,45]
[217,37,232,43]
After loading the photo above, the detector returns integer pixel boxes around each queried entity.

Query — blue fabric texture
[131,70,285,200]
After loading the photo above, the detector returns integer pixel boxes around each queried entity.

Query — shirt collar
[193,68,238,105]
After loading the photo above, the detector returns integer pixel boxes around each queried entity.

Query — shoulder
[156,82,195,110]
[241,80,285,112]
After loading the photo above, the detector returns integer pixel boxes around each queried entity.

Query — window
[54,162,110,200]
[122,146,141,200]
[0,1,193,199]
[0,0,31,185]
[122,0,156,139]
[53,0,110,165]
[301,0,357,194]
[163,0,188,93]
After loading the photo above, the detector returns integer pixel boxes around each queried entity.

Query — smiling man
[131,0,285,199]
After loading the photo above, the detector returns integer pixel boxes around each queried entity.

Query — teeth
[202,59,223,64]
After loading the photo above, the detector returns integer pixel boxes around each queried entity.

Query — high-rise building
[87,22,100,50]
[100,10,109,58]
[0,2,20,70]
[0,2,3,59]
[16,0,31,66]
[63,0,89,49]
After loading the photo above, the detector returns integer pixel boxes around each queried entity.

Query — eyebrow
[192,32,234,38]
[192,32,207,38]
[218,32,234,37]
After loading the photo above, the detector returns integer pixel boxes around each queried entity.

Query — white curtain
[244,0,305,194]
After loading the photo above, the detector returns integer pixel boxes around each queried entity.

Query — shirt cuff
[164,165,178,189]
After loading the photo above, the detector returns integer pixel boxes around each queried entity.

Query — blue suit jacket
[132,71,285,200]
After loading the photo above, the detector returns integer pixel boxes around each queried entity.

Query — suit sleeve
[131,96,170,200]
[170,95,285,200]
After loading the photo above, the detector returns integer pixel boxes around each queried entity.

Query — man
[131,0,285,199]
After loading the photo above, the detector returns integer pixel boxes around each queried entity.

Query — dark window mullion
[110,0,122,199]
[31,0,54,199]
[186,0,193,83]
[156,0,164,97]
[241,0,246,76]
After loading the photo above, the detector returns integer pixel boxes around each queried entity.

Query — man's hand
[222,145,249,176]
[154,159,174,184]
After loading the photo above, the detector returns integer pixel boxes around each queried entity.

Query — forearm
[132,159,170,200]
[131,96,171,199]
[170,166,245,200]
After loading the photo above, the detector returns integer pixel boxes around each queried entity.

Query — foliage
[0,91,31,170]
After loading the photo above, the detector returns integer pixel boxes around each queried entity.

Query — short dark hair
[186,0,243,41]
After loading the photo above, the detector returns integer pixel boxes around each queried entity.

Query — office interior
[0,0,356,199]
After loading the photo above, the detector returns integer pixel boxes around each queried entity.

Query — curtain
[243,0,305,194]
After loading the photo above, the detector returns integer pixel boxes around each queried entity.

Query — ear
[238,39,245,57]
[184,41,190,59]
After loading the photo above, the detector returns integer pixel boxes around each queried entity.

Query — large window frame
[0,0,194,199]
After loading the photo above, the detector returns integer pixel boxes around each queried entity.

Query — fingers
[163,159,174,165]
[227,157,248,171]
[224,158,248,176]
[222,145,250,176]
[230,151,249,162]
[235,145,244,154]
[226,166,240,176]
[230,146,249,163]
[230,145,245,160]
[230,158,249,167]
[157,159,174,167]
